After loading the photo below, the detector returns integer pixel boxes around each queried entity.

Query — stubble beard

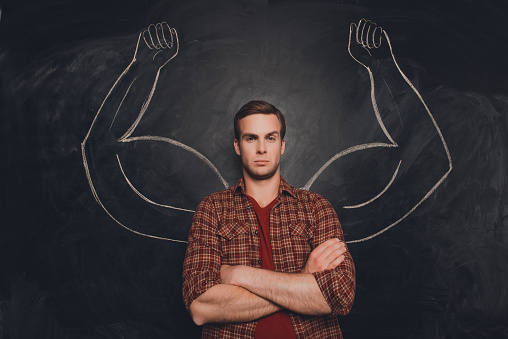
[242,160,280,181]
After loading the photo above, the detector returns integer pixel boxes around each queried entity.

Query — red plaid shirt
[182,177,355,338]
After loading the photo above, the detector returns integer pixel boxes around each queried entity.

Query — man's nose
[257,140,267,154]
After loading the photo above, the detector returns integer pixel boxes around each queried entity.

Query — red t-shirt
[247,196,297,339]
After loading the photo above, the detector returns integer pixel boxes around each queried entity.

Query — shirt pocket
[287,223,314,272]
[217,222,252,266]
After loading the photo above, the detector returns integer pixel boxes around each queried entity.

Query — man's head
[234,101,286,141]
[233,101,286,181]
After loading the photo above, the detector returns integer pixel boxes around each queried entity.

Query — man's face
[234,113,285,181]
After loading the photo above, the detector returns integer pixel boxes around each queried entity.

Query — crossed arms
[189,239,345,325]
[182,195,355,326]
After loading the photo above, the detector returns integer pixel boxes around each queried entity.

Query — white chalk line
[81,142,187,243]
[119,69,160,141]
[120,25,179,142]
[302,142,398,191]
[384,30,453,171]
[383,78,403,126]
[81,20,453,245]
[116,154,195,213]
[81,27,219,243]
[343,160,401,209]
[119,135,229,189]
[348,22,398,147]
[346,165,451,244]
[366,54,397,146]
[110,78,136,130]
[340,20,453,243]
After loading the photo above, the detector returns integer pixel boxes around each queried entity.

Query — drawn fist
[348,18,389,69]
[134,22,179,69]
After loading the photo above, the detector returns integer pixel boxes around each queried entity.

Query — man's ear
[281,139,285,155]
[234,139,241,156]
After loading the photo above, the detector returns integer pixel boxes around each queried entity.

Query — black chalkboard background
[1,0,507,338]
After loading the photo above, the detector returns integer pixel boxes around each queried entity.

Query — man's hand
[214,238,350,316]
[301,238,347,274]
[132,22,179,70]
[220,264,237,285]
[220,238,347,282]
[220,239,347,281]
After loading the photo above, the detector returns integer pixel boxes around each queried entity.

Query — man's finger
[327,254,345,270]
[311,241,345,265]
[312,241,343,263]
[323,243,347,263]
[313,238,341,253]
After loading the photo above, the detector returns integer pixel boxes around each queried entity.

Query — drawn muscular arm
[83,23,178,146]
[305,19,452,242]
[81,24,229,241]
[80,23,192,241]
[348,19,452,154]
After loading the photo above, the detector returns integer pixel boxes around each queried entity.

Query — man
[182,100,355,338]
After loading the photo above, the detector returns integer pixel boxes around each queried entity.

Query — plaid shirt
[182,177,355,338]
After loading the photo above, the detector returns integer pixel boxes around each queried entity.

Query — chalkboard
[1,0,507,338]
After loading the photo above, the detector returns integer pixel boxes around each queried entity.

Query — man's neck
[243,173,280,208]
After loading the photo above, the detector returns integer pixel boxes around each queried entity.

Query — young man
[182,101,355,338]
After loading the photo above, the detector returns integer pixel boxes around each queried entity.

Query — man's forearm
[225,266,332,316]
[189,283,282,326]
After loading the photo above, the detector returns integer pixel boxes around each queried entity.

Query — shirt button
[257,260,261,265]
[254,230,259,235]
[227,232,233,238]
[247,206,251,209]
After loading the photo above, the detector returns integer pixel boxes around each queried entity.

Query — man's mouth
[254,160,270,164]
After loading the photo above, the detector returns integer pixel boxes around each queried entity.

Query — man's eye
[268,136,276,141]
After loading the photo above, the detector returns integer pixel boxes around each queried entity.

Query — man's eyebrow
[241,131,280,138]
[266,131,280,136]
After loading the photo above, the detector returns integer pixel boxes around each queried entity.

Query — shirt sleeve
[311,196,356,315]
[182,195,222,311]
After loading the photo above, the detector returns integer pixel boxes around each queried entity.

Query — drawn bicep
[118,139,228,211]
[310,146,401,210]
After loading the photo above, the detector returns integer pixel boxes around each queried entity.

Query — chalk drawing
[303,19,452,243]
[81,23,227,243]
[82,19,452,244]
[342,160,401,209]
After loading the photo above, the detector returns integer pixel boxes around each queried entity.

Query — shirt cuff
[183,271,221,311]
[312,269,352,315]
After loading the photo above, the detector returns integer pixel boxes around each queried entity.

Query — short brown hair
[234,100,286,140]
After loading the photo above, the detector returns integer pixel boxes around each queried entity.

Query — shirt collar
[233,176,297,199]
